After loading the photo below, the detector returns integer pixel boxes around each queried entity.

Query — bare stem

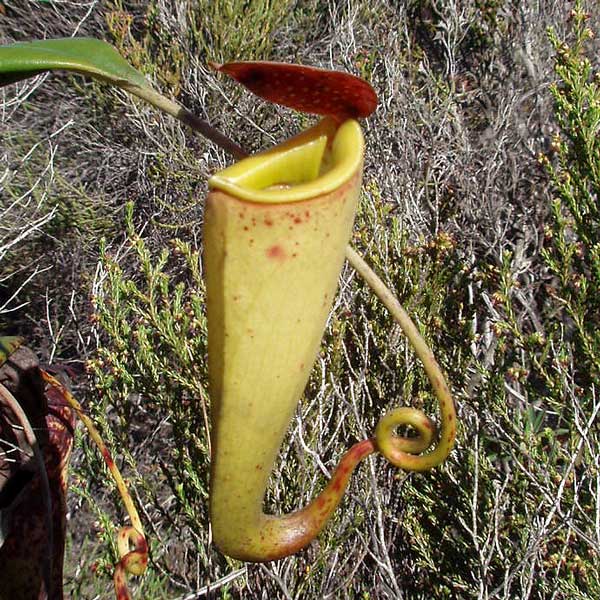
[125,84,248,160]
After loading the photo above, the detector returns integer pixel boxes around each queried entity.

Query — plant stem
[125,84,248,160]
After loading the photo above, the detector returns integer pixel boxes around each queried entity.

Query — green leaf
[0,37,247,159]
[0,37,149,90]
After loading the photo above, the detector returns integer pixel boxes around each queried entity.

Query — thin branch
[174,568,248,600]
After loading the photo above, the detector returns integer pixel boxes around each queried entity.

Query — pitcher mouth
[208,117,364,204]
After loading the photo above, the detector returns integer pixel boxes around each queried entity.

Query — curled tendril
[345,246,457,471]
[114,527,148,599]
[40,371,147,600]
[376,406,436,457]
[116,527,148,575]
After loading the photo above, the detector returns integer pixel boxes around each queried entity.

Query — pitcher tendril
[40,371,148,600]
[346,246,457,470]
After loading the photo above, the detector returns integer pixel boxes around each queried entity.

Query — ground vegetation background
[1,0,600,598]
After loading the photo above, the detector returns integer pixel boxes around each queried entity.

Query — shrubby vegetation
[1,0,599,598]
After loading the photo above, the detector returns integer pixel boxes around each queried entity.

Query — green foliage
[105,2,187,94]
[187,0,295,62]
[89,203,210,508]
[316,5,600,598]
[3,1,600,598]
[543,7,600,389]
[352,182,471,403]
[105,0,294,94]
[71,204,217,595]
[436,4,600,596]
[0,37,148,88]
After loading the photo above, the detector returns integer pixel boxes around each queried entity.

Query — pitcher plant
[204,62,456,560]
[0,39,457,596]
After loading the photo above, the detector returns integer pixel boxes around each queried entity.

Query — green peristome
[204,118,365,561]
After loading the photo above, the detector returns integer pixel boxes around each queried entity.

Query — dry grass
[1,0,600,598]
